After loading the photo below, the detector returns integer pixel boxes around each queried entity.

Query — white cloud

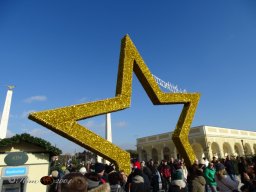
[24,96,47,103]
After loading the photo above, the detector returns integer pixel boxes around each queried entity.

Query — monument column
[97,113,112,163]
[0,86,14,139]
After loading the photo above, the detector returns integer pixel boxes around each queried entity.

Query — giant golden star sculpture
[29,35,200,174]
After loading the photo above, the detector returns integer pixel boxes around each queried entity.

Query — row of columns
[138,140,255,162]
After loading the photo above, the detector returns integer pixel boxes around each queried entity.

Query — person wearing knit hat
[94,163,105,174]
[51,170,59,178]
[168,171,186,192]
[49,170,59,192]
[133,161,141,170]
[79,167,87,175]
[93,163,107,184]
[215,163,225,172]
[215,163,239,192]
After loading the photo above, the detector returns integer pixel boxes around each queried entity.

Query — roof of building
[0,133,62,156]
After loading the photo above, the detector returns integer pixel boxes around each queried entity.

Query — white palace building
[137,125,256,162]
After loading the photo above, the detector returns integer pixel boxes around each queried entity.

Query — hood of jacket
[132,175,144,183]
[171,179,186,188]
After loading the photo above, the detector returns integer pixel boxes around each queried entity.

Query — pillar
[0,86,14,139]
[97,113,112,163]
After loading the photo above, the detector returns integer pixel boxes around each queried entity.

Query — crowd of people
[48,155,256,192]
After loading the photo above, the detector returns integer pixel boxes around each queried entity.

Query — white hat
[79,167,87,175]
[51,170,59,178]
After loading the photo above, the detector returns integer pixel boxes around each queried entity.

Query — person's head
[108,172,122,185]
[153,161,159,169]
[94,163,105,176]
[79,167,87,175]
[208,162,214,169]
[215,163,226,179]
[84,172,101,190]
[133,161,141,170]
[163,160,167,165]
[174,162,182,170]
[172,170,183,180]
[246,165,255,175]
[119,170,127,182]
[133,168,143,177]
[140,161,145,167]
[194,159,199,165]
[51,170,59,179]
[60,173,88,192]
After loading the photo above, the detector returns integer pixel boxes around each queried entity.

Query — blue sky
[0,0,256,154]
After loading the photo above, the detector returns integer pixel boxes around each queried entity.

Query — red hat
[133,161,141,169]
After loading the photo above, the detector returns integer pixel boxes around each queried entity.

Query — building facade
[137,125,256,162]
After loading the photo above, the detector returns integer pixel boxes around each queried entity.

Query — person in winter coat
[49,170,60,192]
[224,156,236,181]
[130,168,151,192]
[58,172,88,192]
[160,160,171,191]
[85,172,104,190]
[151,162,163,192]
[215,163,239,192]
[180,160,188,183]
[108,172,126,192]
[141,161,152,182]
[192,168,206,192]
[168,170,187,192]
[240,165,256,192]
[59,172,110,192]
[204,162,217,192]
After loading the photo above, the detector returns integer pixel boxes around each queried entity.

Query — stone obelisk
[0,86,14,139]
[105,113,112,143]
[97,113,112,163]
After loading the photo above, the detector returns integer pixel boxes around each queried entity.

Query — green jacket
[204,167,217,186]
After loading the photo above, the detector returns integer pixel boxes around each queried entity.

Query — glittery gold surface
[28,35,200,173]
